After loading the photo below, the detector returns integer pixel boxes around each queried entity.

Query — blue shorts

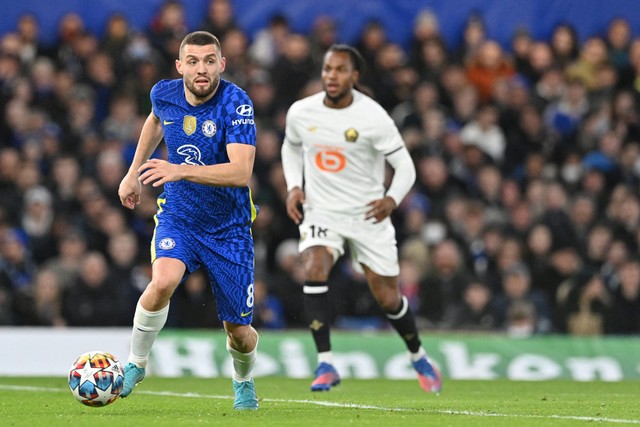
[152,214,255,325]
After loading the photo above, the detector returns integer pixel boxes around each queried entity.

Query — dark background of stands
[2,0,640,336]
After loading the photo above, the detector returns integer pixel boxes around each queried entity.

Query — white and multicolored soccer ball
[68,351,124,407]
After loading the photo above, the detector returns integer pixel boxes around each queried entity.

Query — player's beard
[324,85,350,106]
[185,75,220,100]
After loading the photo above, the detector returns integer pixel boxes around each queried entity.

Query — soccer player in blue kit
[117,31,259,410]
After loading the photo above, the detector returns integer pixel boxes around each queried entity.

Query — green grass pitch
[1,377,639,426]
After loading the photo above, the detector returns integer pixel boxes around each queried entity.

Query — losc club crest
[183,116,197,136]
[159,238,176,250]
[344,128,359,142]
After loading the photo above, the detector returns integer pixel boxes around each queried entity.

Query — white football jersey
[284,90,405,216]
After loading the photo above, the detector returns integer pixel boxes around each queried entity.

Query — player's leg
[352,217,442,392]
[206,242,260,409]
[122,213,196,397]
[121,257,186,397]
[224,322,259,409]
[362,265,442,392]
[301,246,341,391]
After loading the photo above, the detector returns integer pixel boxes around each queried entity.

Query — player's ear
[175,59,183,76]
[219,56,227,73]
[352,69,360,84]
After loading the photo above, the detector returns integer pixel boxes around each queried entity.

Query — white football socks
[227,334,258,382]
[317,351,333,365]
[128,301,169,368]
[410,346,427,362]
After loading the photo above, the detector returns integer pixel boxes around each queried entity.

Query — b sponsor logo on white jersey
[177,144,205,165]
[159,238,176,250]
[202,120,216,137]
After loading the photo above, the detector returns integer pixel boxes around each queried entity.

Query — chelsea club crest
[159,238,176,250]
[202,120,217,137]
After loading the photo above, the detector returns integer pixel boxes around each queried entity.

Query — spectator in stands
[583,221,614,269]
[455,12,486,65]
[252,277,285,330]
[200,0,238,42]
[41,227,87,290]
[510,27,533,81]
[270,33,314,108]
[21,185,55,263]
[465,40,515,104]
[543,75,589,147]
[308,15,338,69]
[565,36,609,91]
[527,42,555,85]
[492,261,553,333]
[355,20,387,77]
[0,228,37,293]
[418,238,469,327]
[606,257,640,334]
[106,229,141,316]
[14,267,65,326]
[52,12,86,77]
[524,223,555,300]
[504,103,556,177]
[62,251,128,326]
[443,278,496,331]
[15,14,48,66]
[557,267,611,335]
[147,0,188,70]
[248,14,290,68]
[101,13,132,79]
[599,238,629,292]
[269,239,306,327]
[169,268,221,329]
[568,193,597,248]
[549,23,580,69]
[605,17,631,73]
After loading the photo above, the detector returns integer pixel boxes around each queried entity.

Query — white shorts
[298,209,399,276]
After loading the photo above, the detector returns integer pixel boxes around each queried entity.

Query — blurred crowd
[1,0,640,336]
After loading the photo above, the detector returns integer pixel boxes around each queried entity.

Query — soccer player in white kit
[281,44,442,393]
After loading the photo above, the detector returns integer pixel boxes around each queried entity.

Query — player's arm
[365,146,416,222]
[138,142,256,188]
[118,112,164,209]
[281,137,305,224]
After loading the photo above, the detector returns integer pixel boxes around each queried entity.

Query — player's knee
[148,276,179,300]
[226,324,257,350]
[373,290,402,313]
[303,260,332,281]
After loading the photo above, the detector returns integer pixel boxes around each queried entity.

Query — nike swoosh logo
[240,310,253,317]
[164,120,174,125]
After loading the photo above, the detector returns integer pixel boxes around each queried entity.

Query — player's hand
[286,187,305,225]
[365,196,396,223]
[118,172,142,210]
[138,159,182,187]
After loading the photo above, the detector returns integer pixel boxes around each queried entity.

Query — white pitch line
[1,384,639,425]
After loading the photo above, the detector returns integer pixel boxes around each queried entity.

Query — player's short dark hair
[180,31,222,56]
[326,44,365,73]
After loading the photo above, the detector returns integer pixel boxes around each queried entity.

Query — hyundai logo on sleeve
[236,104,253,116]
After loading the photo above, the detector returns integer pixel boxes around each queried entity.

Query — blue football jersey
[150,79,257,237]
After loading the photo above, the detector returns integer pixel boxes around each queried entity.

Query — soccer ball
[68,351,124,407]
